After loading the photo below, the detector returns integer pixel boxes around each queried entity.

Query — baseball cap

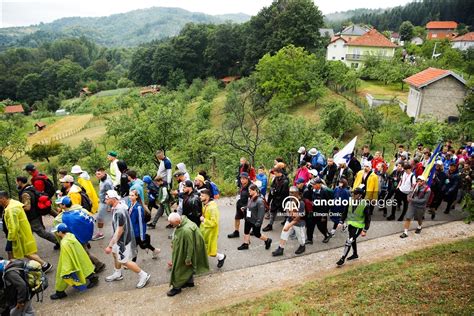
[297,146,305,154]
[417,175,426,181]
[59,175,74,183]
[23,164,36,172]
[55,196,72,206]
[417,143,423,147]
[174,171,184,177]
[309,169,318,176]
[143,175,152,184]
[436,160,444,165]
[105,190,120,199]
[240,172,249,178]
[107,151,118,158]
[52,223,70,233]
[296,178,306,184]
[363,161,372,168]
[195,175,205,183]
[184,180,194,188]
[289,186,299,193]
[310,178,323,185]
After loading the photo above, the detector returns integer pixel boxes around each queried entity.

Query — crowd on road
[0,141,472,315]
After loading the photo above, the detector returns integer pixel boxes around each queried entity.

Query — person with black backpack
[16,177,59,250]
[0,259,36,316]
[24,164,57,217]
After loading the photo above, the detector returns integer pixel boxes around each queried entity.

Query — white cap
[105,190,120,200]
[59,175,74,183]
[70,165,83,174]
[168,212,181,222]
[436,160,444,165]
[297,146,306,154]
[309,169,319,176]
[363,161,372,168]
[308,148,318,156]
[417,175,426,181]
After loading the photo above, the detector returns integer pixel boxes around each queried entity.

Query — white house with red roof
[403,67,467,121]
[451,32,474,51]
[326,29,397,69]
[426,21,458,40]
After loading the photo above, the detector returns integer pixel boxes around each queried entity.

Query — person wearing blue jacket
[256,166,268,197]
[442,162,460,214]
[127,170,145,202]
[330,177,350,237]
[128,190,160,260]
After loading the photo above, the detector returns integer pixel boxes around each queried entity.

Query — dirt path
[35,221,473,315]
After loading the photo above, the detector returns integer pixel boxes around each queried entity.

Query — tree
[27,142,63,163]
[17,73,45,105]
[0,120,27,195]
[255,45,325,106]
[320,101,359,138]
[360,107,384,147]
[221,77,270,166]
[399,21,414,42]
[243,0,325,72]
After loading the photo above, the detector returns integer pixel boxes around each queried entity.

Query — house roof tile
[346,29,398,48]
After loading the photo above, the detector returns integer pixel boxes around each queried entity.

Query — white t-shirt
[398,172,415,194]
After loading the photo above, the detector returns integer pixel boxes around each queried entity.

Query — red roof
[4,105,24,114]
[426,21,458,29]
[35,122,46,128]
[329,36,347,44]
[452,32,474,42]
[403,67,465,89]
[346,29,398,48]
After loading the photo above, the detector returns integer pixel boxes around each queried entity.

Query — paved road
[0,197,465,300]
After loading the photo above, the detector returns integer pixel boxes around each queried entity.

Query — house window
[432,33,437,38]
[341,57,344,60]
[334,45,336,48]
[332,56,335,59]
[351,63,359,69]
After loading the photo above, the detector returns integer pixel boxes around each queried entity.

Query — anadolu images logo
[282,196,300,212]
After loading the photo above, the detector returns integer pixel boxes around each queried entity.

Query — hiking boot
[147,223,156,229]
[181,281,194,288]
[415,227,422,234]
[397,216,404,222]
[53,243,60,250]
[105,272,123,282]
[347,254,359,261]
[272,246,284,256]
[50,291,67,300]
[322,235,331,243]
[217,254,227,268]
[386,215,395,221]
[91,233,104,241]
[305,239,313,245]
[167,288,182,297]
[136,273,150,289]
[431,212,436,220]
[42,262,53,273]
[336,258,345,266]
[400,232,409,238]
[94,263,106,274]
[237,243,249,250]
[295,245,306,255]
[227,231,240,238]
[443,209,450,214]
[265,238,272,250]
[87,275,99,289]
[262,224,272,232]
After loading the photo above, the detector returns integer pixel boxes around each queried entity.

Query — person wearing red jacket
[371,152,385,171]
[293,161,311,186]
[24,164,48,192]
[411,158,424,177]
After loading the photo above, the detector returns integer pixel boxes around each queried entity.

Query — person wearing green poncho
[50,223,98,300]
[167,213,209,297]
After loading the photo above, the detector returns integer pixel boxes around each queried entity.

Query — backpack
[4,260,48,303]
[303,198,313,213]
[209,181,220,199]
[311,153,327,171]
[32,174,55,198]
[24,187,52,216]
[79,190,92,212]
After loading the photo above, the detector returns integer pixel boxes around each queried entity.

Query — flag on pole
[422,142,442,187]
[334,136,357,166]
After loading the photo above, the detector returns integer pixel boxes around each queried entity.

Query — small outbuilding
[4,104,25,114]
[34,122,47,131]
[404,67,467,121]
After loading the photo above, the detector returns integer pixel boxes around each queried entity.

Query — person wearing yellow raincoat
[0,191,53,273]
[71,165,99,214]
[50,223,98,300]
[199,189,226,268]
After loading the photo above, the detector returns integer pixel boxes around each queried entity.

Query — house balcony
[345,54,392,61]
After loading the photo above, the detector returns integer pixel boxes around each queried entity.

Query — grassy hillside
[209,237,474,315]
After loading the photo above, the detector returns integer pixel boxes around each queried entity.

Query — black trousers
[132,235,155,262]
[391,189,408,218]
[342,225,362,258]
[306,214,328,241]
